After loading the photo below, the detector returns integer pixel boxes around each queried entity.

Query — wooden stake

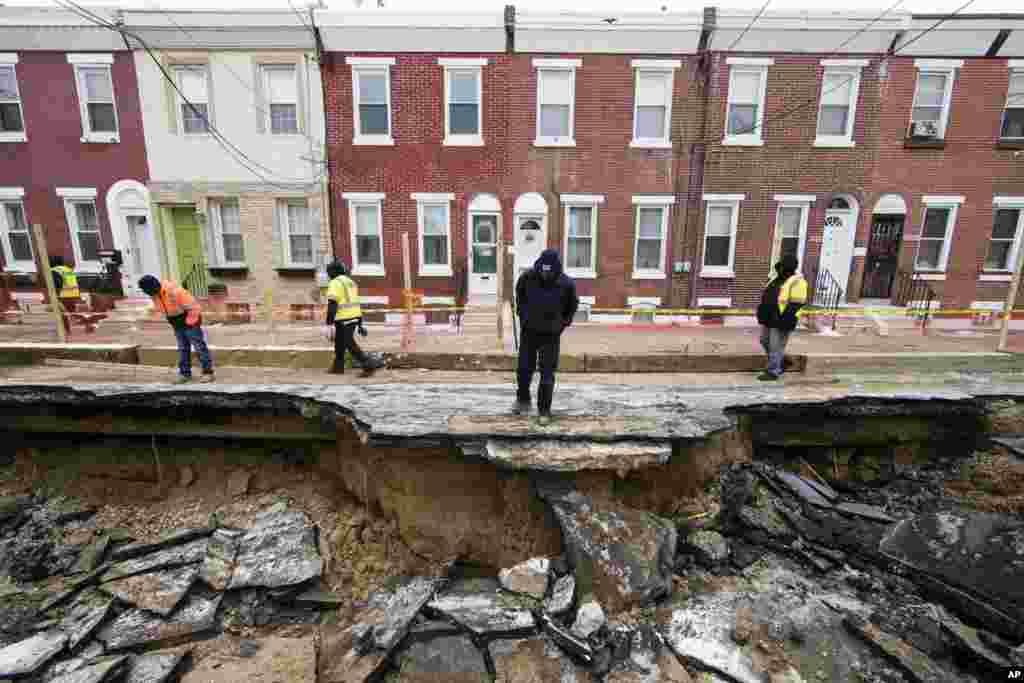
[401,232,413,351]
[998,235,1024,352]
[495,215,504,352]
[30,223,66,343]
[800,457,831,487]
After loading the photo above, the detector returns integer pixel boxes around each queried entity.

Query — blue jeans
[174,325,213,377]
[759,325,790,377]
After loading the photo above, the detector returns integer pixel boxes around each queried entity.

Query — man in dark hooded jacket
[755,254,807,381]
[514,249,579,423]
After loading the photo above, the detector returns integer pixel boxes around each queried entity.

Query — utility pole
[998,238,1024,352]
[496,217,504,352]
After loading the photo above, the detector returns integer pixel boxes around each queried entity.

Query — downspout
[312,13,338,262]
[687,7,715,309]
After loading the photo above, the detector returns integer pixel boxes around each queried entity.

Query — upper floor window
[0,189,32,271]
[724,58,772,146]
[534,59,581,148]
[261,65,299,135]
[909,60,961,141]
[439,58,486,147]
[986,198,1024,272]
[342,192,385,276]
[561,194,603,279]
[1002,66,1024,140]
[815,60,866,148]
[630,60,680,149]
[68,54,118,143]
[0,55,25,142]
[914,195,963,272]
[173,65,211,134]
[347,57,394,146]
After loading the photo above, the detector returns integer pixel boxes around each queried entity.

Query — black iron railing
[892,269,936,330]
[182,261,209,298]
[806,267,844,331]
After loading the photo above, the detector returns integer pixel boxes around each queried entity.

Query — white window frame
[723,58,772,147]
[279,200,316,269]
[771,195,815,271]
[910,59,962,140]
[700,194,744,278]
[0,54,26,143]
[561,193,604,279]
[914,195,964,273]
[412,192,454,277]
[439,58,486,147]
[348,57,395,146]
[260,64,300,136]
[172,64,212,136]
[984,196,1024,274]
[343,192,386,277]
[68,54,119,144]
[210,199,245,268]
[1002,62,1024,141]
[0,187,32,272]
[631,195,675,279]
[630,60,680,149]
[56,186,101,272]
[814,60,867,148]
[534,58,581,148]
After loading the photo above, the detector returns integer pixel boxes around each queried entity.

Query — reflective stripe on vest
[327,275,362,321]
[52,265,80,299]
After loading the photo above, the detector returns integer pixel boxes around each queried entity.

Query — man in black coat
[514,249,579,423]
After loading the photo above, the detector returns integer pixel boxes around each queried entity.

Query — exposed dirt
[944,449,1024,515]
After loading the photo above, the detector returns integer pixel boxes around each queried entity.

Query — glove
[358,324,368,337]
[321,324,335,341]
[185,310,201,327]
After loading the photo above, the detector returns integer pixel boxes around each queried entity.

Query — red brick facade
[0,51,149,281]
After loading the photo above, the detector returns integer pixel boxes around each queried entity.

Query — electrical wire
[890,0,978,55]
[726,0,772,52]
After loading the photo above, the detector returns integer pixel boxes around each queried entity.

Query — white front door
[818,209,855,301]
[513,214,546,283]
[122,213,160,295]
[468,212,499,298]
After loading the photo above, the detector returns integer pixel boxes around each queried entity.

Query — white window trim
[701,194,743,279]
[534,61,580,148]
[56,187,97,200]
[0,197,34,272]
[772,200,811,271]
[914,197,961,273]
[412,193,454,277]
[0,59,26,143]
[911,62,960,139]
[67,53,113,65]
[631,194,676,206]
[698,296,732,307]
[210,200,245,268]
[984,202,1024,274]
[173,65,212,136]
[814,65,863,148]
[280,200,316,269]
[344,194,386,277]
[723,64,769,147]
[632,203,669,280]
[1002,66,1024,140]
[71,61,119,144]
[562,199,600,279]
[441,61,484,147]
[261,64,300,136]
[630,61,679,149]
[349,60,394,146]
[60,194,102,273]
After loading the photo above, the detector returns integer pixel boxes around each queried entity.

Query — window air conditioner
[908,120,940,139]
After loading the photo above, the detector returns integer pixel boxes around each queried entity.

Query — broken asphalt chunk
[228,510,322,590]
[499,557,550,599]
[60,595,114,650]
[938,609,1012,671]
[109,528,212,563]
[196,528,242,591]
[844,613,957,683]
[101,565,199,616]
[538,612,592,664]
[95,589,222,650]
[122,651,189,683]
[543,575,575,617]
[835,502,897,524]
[394,633,487,681]
[71,535,111,575]
[371,578,438,651]
[49,655,128,683]
[489,636,590,683]
[774,470,834,509]
[427,591,536,637]
[100,538,207,583]
[0,630,68,678]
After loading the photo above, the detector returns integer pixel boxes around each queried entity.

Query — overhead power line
[726,0,772,52]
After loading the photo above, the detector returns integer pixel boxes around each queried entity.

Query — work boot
[757,372,779,381]
[198,371,215,384]
[328,362,345,375]
[537,383,554,419]
[512,400,531,416]
[174,375,192,385]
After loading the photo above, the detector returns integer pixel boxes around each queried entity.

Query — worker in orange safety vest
[138,274,215,384]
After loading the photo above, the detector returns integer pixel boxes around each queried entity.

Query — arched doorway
[862,194,907,300]
[513,192,548,282]
[466,193,501,302]
[816,194,859,301]
[106,180,159,296]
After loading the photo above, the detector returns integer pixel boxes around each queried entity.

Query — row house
[0,6,149,292]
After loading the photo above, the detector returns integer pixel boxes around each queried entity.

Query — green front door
[171,207,203,282]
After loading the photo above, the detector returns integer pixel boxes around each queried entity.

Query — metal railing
[892,269,936,331]
[806,267,844,331]
[182,261,209,299]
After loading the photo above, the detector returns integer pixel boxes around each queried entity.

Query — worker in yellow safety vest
[49,256,81,310]
[755,254,807,381]
[322,260,384,376]
[138,274,215,384]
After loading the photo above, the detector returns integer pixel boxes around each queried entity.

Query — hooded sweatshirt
[515,249,579,335]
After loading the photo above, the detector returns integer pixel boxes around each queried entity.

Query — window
[440,58,485,146]
[413,193,453,276]
[280,201,314,267]
[631,61,680,148]
[174,66,210,134]
[701,194,744,277]
[631,195,675,279]
[914,196,963,272]
[909,60,961,139]
[534,59,581,147]
[262,65,298,135]
[1002,68,1024,140]
[0,56,25,142]
[0,194,32,271]
[343,193,385,276]
[815,60,866,147]
[724,58,771,146]
[348,57,394,146]
[68,55,118,143]
[561,194,603,278]
[986,200,1024,272]
[210,200,244,266]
